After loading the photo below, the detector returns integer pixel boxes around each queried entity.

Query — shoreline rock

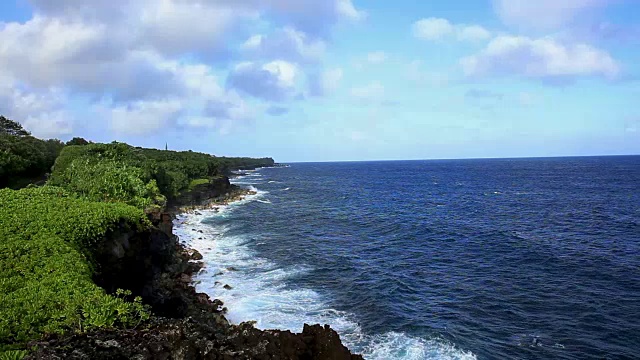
[27,174,363,359]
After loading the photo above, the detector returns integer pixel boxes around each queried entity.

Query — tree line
[0,116,91,188]
[0,115,275,192]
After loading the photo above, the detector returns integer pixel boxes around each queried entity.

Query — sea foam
[173,173,476,360]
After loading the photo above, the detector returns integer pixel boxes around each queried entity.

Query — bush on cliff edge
[0,187,151,352]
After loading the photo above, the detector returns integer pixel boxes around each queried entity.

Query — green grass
[188,178,210,190]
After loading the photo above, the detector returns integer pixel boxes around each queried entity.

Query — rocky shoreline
[27,175,363,359]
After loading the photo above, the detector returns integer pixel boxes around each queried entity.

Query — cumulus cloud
[0,82,72,138]
[308,68,343,97]
[458,25,492,42]
[413,18,453,40]
[227,60,299,101]
[240,27,326,63]
[236,0,365,37]
[106,99,184,135]
[413,18,491,42]
[460,35,620,82]
[0,0,363,137]
[492,0,612,30]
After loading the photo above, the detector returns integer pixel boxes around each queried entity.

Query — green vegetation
[188,178,210,190]
[0,116,65,188]
[65,137,91,146]
[50,142,274,204]
[0,114,274,357]
[0,187,151,352]
[52,158,164,209]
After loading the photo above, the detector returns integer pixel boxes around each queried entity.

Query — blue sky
[0,0,638,162]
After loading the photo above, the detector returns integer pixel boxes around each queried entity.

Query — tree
[0,116,30,136]
[66,137,90,146]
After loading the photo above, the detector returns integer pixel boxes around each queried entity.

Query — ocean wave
[358,333,477,360]
[174,194,476,360]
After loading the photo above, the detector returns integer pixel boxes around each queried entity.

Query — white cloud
[336,0,366,21]
[263,61,298,88]
[227,60,299,101]
[107,99,183,135]
[240,27,326,63]
[138,0,247,57]
[457,25,492,42]
[413,18,491,42]
[0,0,363,137]
[240,0,365,37]
[0,82,73,138]
[22,112,73,138]
[492,0,610,30]
[366,51,387,64]
[460,35,620,81]
[413,18,454,40]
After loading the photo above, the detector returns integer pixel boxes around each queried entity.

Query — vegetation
[0,187,151,352]
[0,115,274,357]
[0,117,65,188]
[66,137,91,146]
[50,142,275,205]
[0,116,30,137]
[189,178,211,190]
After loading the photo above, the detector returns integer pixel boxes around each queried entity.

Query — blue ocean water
[175,156,640,359]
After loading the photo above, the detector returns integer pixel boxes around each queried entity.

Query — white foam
[173,177,475,360]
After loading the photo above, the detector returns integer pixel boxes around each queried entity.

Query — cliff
[26,175,363,359]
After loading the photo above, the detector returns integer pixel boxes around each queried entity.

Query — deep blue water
[176,156,640,359]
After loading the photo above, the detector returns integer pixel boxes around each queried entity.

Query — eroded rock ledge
[27,175,363,360]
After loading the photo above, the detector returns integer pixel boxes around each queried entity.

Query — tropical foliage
[0,117,65,188]
[0,186,151,351]
[0,115,274,358]
[50,142,274,205]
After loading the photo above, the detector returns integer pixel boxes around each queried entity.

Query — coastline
[28,172,363,359]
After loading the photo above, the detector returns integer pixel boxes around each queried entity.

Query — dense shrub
[0,117,65,188]
[66,137,90,146]
[51,142,275,205]
[53,158,164,209]
[0,187,151,350]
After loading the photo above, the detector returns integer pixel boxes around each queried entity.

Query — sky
[0,0,639,162]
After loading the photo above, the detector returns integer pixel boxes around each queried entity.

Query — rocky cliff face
[27,175,363,359]
[167,176,233,211]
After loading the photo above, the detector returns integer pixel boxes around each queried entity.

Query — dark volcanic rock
[28,320,362,360]
[26,172,363,359]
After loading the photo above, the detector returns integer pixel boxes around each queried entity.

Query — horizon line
[280,153,640,164]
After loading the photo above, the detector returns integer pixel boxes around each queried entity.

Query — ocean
[174,156,640,359]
